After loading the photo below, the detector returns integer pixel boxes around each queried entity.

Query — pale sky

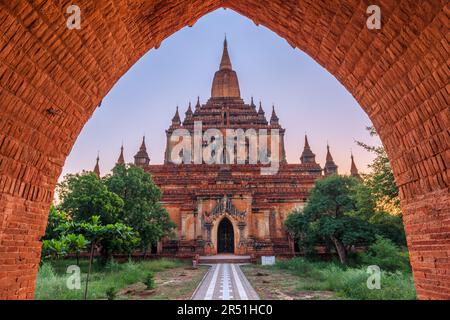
[60,9,381,179]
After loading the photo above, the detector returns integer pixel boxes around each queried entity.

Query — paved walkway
[192,263,259,300]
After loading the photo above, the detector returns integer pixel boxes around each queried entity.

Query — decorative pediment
[211,196,246,220]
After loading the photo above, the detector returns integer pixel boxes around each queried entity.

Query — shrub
[105,287,117,300]
[37,262,56,279]
[144,272,155,290]
[340,270,416,300]
[273,257,416,300]
[105,258,121,273]
[360,236,411,272]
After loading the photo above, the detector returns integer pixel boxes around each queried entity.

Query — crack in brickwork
[0,0,448,299]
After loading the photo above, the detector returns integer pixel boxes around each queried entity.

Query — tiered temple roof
[173,38,281,132]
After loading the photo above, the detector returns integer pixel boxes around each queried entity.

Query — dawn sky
[60,9,381,179]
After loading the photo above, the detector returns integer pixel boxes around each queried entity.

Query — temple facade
[94,39,360,257]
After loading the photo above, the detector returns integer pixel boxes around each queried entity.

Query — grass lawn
[35,258,207,300]
[242,258,416,300]
[242,264,337,300]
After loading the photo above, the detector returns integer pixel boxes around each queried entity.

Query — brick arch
[0,0,448,299]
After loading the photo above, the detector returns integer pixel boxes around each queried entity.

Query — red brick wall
[0,0,448,299]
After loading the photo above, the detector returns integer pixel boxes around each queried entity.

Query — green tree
[104,165,175,256]
[286,175,374,265]
[57,172,124,225]
[356,126,406,245]
[356,126,401,215]
[64,234,90,266]
[360,236,411,272]
[41,238,69,260]
[44,206,70,240]
[41,233,89,264]
[59,215,140,264]
[58,215,140,299]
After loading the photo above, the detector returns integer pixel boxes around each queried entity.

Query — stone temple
[98,38,359,258]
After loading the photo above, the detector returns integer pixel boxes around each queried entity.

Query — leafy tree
[360,236,411,272]
[286,175,374,265]
[356,126,406,245]
[351,182,406,246]
[356,126,401,215]
[44,206,70,240]
[64,234,90,266]
[58,215,140,299]
[57,172,124,225]
[41,233,89,265]
[104,165,175,255]
[57,215,140,265]
[41,238,69,260]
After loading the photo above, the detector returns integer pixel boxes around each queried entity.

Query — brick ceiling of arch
[0,0,448,299]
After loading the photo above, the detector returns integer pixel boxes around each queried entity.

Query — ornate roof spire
[300,134,316,164]
[326,144,333,162]
[270,105,279,125]
[220,35,232,70]
[141,136,147,151]
[251,96,255,107]
[211,36,241,98]
[257,101,268,124]
[171,106,181,125]
[304,135,311,149]
[134,136,150,167]
[324,143,338,176]
[350,152,360,178]
[186,102,193,117]
[93,153,100,177]
[258,101,264,114]
[195,96,201,109]
[117,144,125,165]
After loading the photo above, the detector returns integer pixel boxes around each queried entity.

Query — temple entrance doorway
[217,218,234,254]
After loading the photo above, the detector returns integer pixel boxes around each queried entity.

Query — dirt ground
[117,265,209,300]
[241,265,336,300]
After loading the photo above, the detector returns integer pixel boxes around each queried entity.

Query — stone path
[192,264,259,300]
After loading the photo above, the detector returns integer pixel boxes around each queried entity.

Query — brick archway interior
[0,1,448,299]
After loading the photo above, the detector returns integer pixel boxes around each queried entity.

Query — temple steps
[198,254,252,264]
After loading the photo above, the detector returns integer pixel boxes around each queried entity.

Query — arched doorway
[217,218,234,254]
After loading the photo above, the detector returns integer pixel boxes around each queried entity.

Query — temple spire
[220,35,232,70]
[270,105,279,125]
[350,152,360,178]
[171,106,181,125]
[326,144,333,162]
[117,144,125,165]
[186,102,193,117]
[134,136,150,167]
[258,101,264,114]
[324,143,338,176]
[211,37,241,98]
[300,134,316,164]
[93,153,100,177]
[140,136,147,151]
[304,135,311,149]
[196,96,201,109]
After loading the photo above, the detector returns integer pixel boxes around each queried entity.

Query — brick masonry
[0,0,448,299]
